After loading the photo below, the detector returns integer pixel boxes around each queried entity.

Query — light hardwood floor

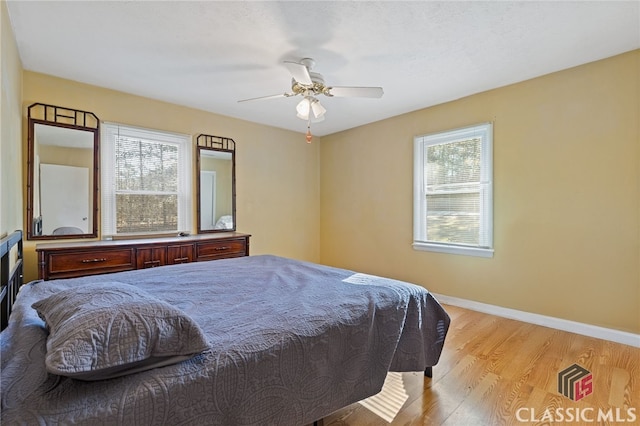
[323,304,640,425]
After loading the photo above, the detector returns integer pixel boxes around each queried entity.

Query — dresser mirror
[196,134,236,233]
[26,103,100,240]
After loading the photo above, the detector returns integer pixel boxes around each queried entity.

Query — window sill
[412,242,494,258]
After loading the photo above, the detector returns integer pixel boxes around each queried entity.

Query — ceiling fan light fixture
[297,96,326,121]
[310,98,326,118]
[296,97,311,119]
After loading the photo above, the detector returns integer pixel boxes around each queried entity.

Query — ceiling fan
[238,58,384,125]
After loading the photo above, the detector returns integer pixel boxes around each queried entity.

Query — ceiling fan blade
[283,61,312,85]
[327,86,384,98]
[237,93,294,103]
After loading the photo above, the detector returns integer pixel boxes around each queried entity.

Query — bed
[1,232,450,425]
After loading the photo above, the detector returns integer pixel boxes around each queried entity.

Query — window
[413,123,493,257]
[101,123,191,237]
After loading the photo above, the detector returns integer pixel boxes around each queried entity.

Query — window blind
[102,123,191,237]
[425,137,484,246]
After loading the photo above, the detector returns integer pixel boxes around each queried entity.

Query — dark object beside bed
[1,230,23,330]
[1,252,450,425]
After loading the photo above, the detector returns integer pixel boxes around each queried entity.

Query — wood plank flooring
[323,304,640,425]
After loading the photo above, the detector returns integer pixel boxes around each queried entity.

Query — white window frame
[413,123,494,258]
[101,122,192,238]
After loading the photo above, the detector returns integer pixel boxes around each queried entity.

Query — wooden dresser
[36,232,250,280]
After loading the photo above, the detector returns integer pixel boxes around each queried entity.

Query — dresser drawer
[136,247,167,269]
[196,238,247,261]
[167,243,195,264]
[46,248,135,279]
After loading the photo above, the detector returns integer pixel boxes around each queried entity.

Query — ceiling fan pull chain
[306,120,313,144]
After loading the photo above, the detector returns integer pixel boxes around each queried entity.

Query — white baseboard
[432,293,640,348]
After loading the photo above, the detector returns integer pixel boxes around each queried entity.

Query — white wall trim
[432,293,640,348]
[413,242,494,258]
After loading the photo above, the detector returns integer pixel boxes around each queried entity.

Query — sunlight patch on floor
[358,372,409,423]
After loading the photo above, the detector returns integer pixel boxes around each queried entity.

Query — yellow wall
[320,50,640,334]
[0,0,23,237]
[20,71,321,282]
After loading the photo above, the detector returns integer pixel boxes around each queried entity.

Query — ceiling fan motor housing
[291,71,330,96]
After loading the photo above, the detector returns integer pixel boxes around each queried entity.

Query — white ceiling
[7,1,640,137]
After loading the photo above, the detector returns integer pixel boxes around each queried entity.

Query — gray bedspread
[1,255,449,425]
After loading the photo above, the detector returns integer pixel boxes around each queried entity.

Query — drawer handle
[144,260,161,267]
[214,246,231,251]
[81,258,107,263]
[174,257,189,263]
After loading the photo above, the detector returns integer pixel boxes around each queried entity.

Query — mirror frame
[26,103,100,240]
[196,134,236,234]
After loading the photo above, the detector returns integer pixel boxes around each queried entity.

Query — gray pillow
[32,282,209,381]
